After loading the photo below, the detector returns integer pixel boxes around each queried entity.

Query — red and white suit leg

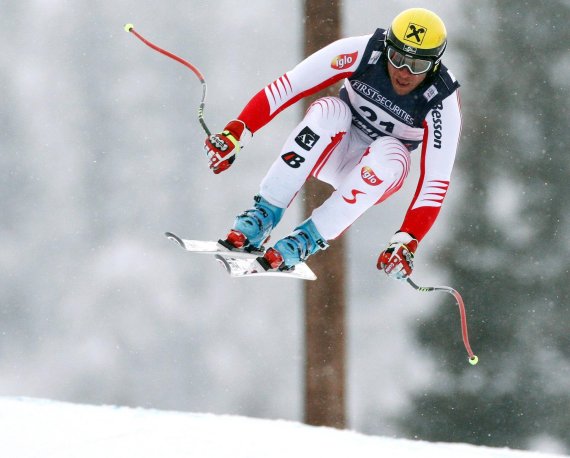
[311,136,411,240]
[259,97,352,208]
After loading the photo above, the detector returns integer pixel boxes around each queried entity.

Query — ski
[164,232,317,281]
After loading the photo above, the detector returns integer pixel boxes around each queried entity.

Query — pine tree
[401,1,570,451]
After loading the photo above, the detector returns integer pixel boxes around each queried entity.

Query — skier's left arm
[379,90,462,279]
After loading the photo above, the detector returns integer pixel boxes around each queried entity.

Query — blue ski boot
[219,195,284,253]
[260,218,329,270]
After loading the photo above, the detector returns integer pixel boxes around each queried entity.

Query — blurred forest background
[0,0,568,455]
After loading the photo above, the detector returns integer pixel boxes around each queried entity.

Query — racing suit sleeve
[399,90,462,242]
[236,35,372,134]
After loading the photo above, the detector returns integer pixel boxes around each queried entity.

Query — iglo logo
[361,166,382,186]
[331,52,358,70]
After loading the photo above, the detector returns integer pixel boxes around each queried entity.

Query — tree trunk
[302,0,346,429]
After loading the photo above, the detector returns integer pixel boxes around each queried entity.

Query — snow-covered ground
[0,398,566,458]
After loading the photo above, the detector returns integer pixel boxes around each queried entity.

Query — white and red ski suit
[235,28,462,243]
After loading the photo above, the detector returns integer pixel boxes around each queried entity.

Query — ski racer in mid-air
[204,7,462,280]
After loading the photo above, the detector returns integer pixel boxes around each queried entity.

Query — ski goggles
[386,46,433,75]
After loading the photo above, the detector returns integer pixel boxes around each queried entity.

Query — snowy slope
[0,398,566,458]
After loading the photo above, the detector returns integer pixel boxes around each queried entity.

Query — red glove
[377,232,419,280]
[204,119,251,174]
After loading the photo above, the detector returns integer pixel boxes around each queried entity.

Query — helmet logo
[402,45,417,54]
[404,23,427,45]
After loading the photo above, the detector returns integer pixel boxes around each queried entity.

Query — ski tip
[124,23,134,32]
[164,231,184,248]
[214,254,232,274]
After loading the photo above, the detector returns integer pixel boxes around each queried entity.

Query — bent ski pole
[406,277,479,365]
[124,24,211,136]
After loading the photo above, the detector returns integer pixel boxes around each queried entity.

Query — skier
[204,8,461,279]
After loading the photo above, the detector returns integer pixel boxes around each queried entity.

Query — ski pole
[123,24,211,136]
[406,277,479,366]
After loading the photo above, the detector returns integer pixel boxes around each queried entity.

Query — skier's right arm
[204,35,371,174]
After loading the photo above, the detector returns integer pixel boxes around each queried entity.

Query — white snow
[0,397,566,458]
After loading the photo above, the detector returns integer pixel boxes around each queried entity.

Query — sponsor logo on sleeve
[294,126,320,151]
[331,51,358,70]
[431,102,444,149]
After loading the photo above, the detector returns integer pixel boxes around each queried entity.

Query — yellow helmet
[386,8,447,63]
